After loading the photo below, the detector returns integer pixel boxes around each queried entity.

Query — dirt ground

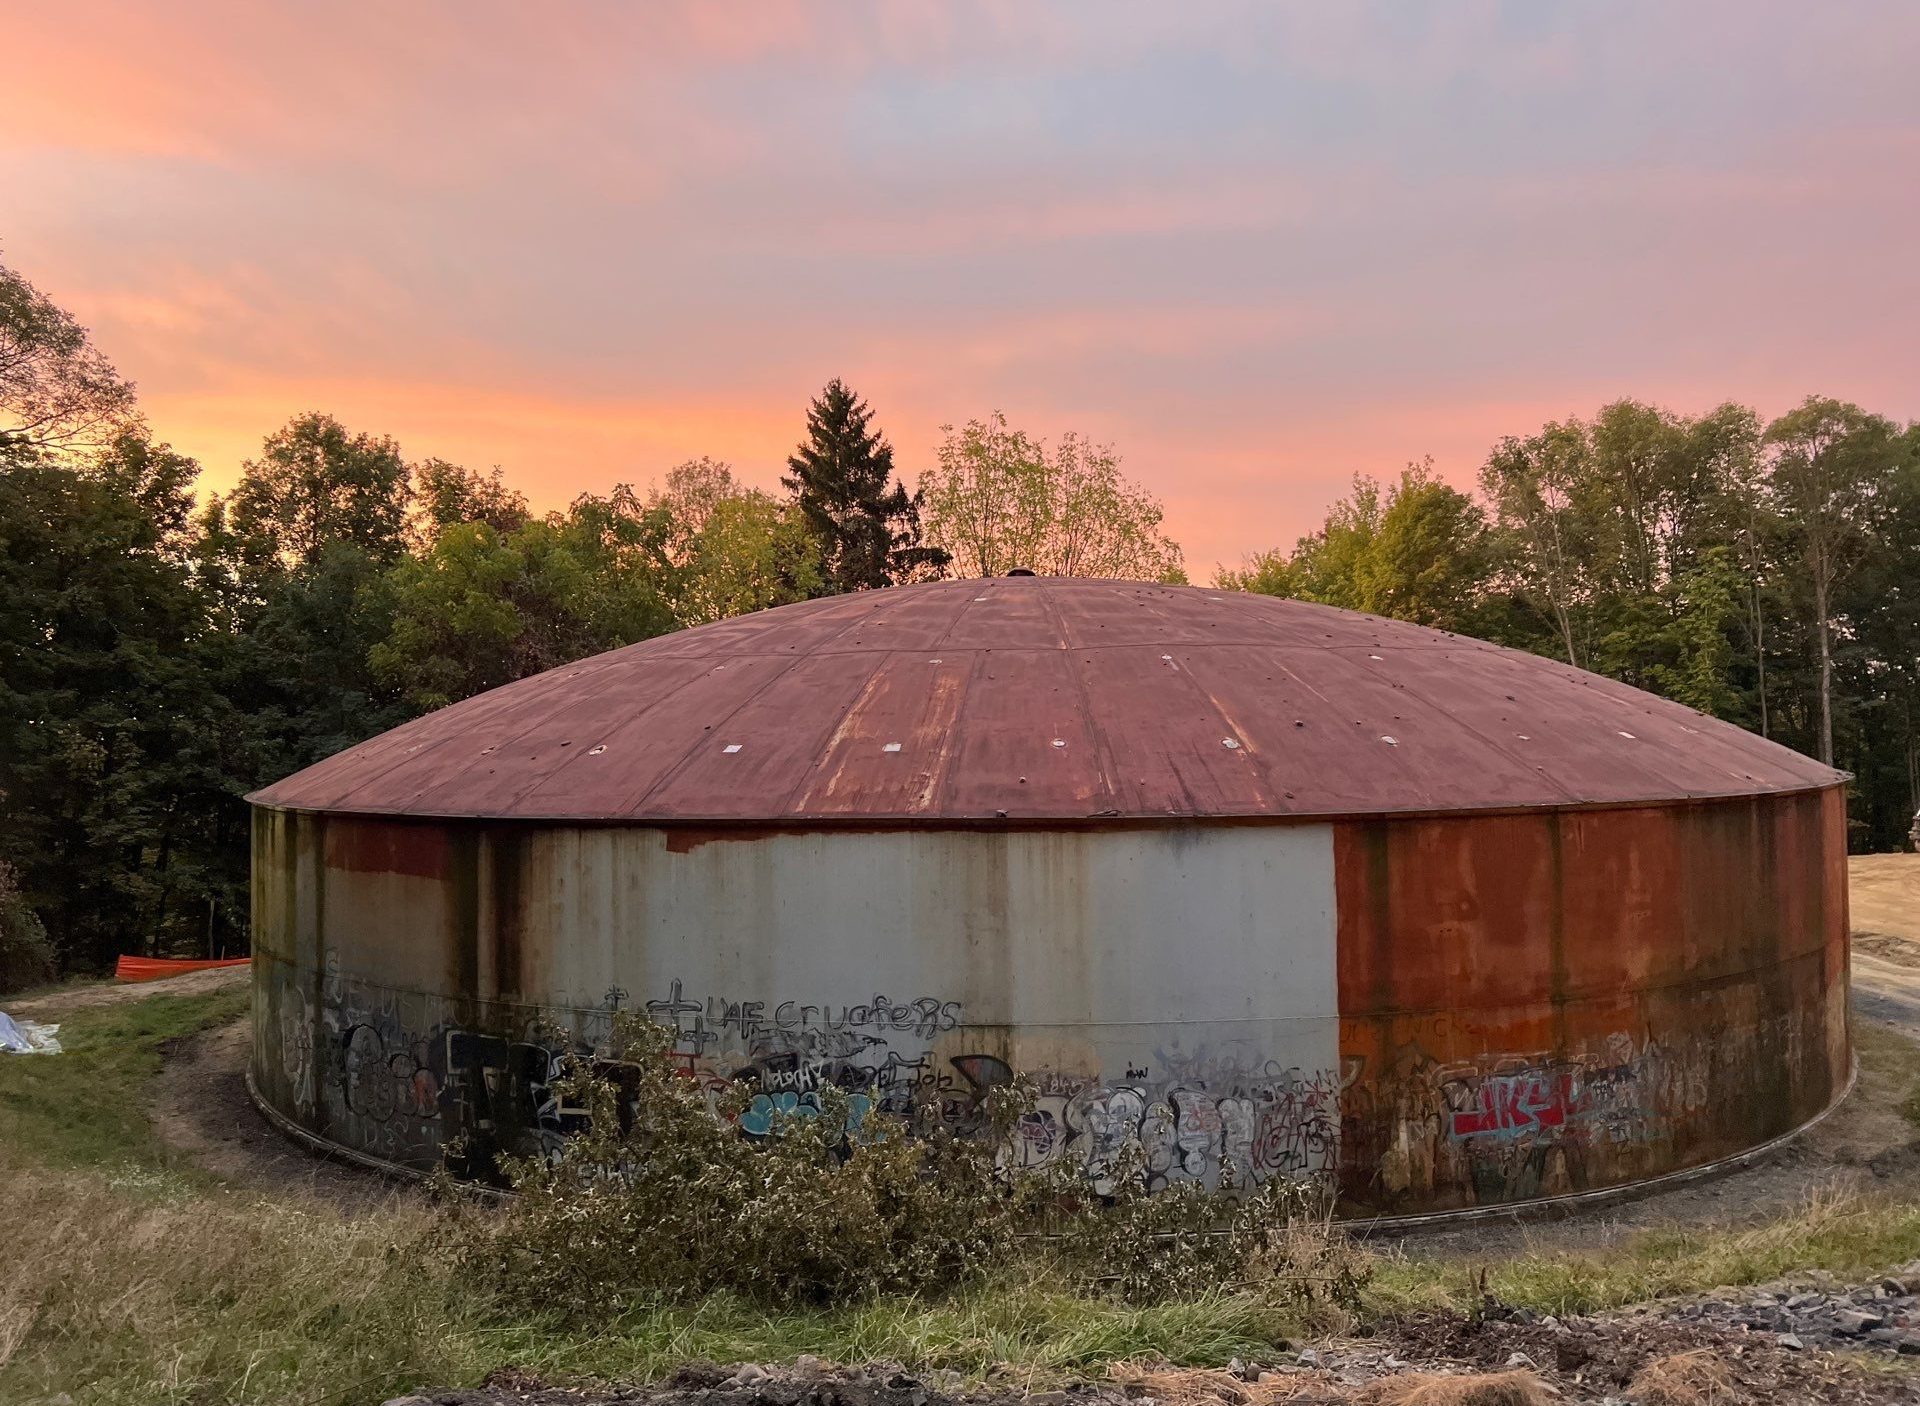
[5,960,249,1021]
[390,1322,1920,1405]
[153,1016,403,1207]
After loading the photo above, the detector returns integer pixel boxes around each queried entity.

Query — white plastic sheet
[0,1009,61,1055]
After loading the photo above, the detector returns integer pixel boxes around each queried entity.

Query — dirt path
[152,1015,397,1209]
[5,962,249,1021]
[1850,854,1920,1043]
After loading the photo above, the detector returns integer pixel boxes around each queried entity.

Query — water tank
[248,577,1849,1217]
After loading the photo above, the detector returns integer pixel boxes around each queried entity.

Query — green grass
[0,985,249,1171]
[1372,1189,1920,1318]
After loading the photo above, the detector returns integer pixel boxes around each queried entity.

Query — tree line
[3,248,1915,988]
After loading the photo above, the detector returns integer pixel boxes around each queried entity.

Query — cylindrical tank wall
[249,788,1849,1216]
[1335,786,1849,1212]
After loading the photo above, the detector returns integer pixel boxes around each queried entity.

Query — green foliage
[459,1019,1367,1319]
[921,412,1185,582]
[1219,461,1488,632]
[370,494,675,714]
[0,859,53,994]
[0,432,237,971]
[226,411,411,570]
[410,457,531,547]
[652,459,824,625]
[460,1018,1045,1314]
[784,379,945,591]
[1230,398,1920,850]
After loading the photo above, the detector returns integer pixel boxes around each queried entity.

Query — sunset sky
[4,2,1917,575]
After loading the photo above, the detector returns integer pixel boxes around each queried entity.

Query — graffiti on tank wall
[277,986,316,1116]
[992,1058,1346,1193]
[1343,1022,1770,1210]
[259,955,1357,1190]
[259,948,1828,1212]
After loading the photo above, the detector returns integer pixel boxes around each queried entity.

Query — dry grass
[1108,1362,1285,1405]
[1627,1349,1737,1405]
[1355,1374,1550,1406]
[1104,1363,1553,1406]
[0,1160,1338,1405]
[0,1167,477,1404]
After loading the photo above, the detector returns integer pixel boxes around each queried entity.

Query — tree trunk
[1815,570,1834,766]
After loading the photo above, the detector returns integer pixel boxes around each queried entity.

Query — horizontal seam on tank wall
[1348,944,1835,1022]
[250,952,1341,1026]
[255,946,1837,1030]
[243,779,1844,824]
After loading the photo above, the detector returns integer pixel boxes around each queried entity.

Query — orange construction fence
[114,955,251,983]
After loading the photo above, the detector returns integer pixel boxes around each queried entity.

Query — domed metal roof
[250,577,1840,824]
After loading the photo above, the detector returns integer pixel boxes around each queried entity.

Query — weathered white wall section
[518,824,1342,1184]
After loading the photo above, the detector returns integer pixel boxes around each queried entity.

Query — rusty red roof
[249,577,1841,824]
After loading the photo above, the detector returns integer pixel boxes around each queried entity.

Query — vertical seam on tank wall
[616,602,886,819]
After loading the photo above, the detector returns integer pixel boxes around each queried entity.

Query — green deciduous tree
[1479,421,1592,665]
[371,486,677,714]
[1764,396,1902,766]
[652,460,823,626]
[410,458,531,549]
[920,412,1184,582]
[0,261,138,457]
[227,412,412,571]
[0,431,237,970]
[1220,461,1488,631]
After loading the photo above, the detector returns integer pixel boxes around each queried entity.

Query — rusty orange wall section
[1334,787,1849,1215]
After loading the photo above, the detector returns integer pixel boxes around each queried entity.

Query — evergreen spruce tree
[783,379,947,592]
